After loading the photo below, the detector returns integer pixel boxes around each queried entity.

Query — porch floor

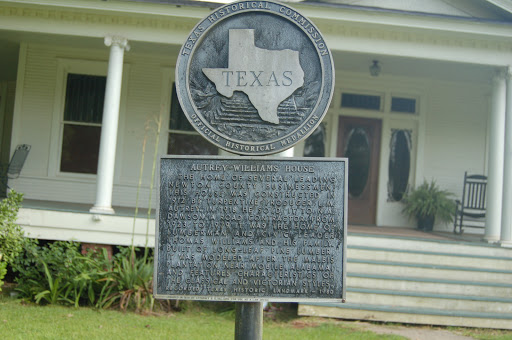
[20,199,488,245]
[21,198,155,218]
[348,225,486,244]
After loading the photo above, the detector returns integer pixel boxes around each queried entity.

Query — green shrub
[0,190,24,263]
[96,247,154,312]
[0,261,6,292]
[13,241,155,312]
[12,240,112,306]
[0,190,24,291]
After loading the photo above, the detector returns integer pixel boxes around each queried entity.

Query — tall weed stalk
[131,120,150,260]
[144,111,163,262]
[131,109,162,263]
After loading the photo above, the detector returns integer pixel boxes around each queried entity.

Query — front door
[337,116,381,225]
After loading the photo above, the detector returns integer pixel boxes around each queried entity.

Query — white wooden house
[2,0,512,328]
[1,0,511,245]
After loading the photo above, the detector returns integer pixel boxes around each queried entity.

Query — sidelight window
[303,124,326,157]
[388,129,412,201]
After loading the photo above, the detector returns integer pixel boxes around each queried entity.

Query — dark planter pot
[417,215,435,232]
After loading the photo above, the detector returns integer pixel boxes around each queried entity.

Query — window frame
[341,92,383,111]
[390,95,419,115]
[60,73,106,175]
[49,59,108,180]
[167,82,218,156]
[329,85,422,197]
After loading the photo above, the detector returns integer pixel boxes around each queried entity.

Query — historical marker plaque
[155,156,347,302]
[176,0,335,155]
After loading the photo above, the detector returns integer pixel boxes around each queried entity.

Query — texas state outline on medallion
[202,29,304,125]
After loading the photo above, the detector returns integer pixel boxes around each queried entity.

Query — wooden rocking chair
[0,144,31,196]
[453,172,487,234]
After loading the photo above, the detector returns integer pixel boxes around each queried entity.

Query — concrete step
[348,245,512,271]
[298,303,512,330]
[300,234,512,329]
[348,273,512,298]
[346,288,512,313]
[347,259,512,284]
[348,234,512,258]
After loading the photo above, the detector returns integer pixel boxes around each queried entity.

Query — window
[388,129,412,201]
[60,74,105,174]
[341,93,381,110]
[168,83,218,155]
[391,97,416,114]
[344,127,371,198]
[303,124,326,157]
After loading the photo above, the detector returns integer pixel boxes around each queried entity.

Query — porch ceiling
[0,37,19,81]
[0,29,496,84]
[331,50,496,83]
[0,29,183,82]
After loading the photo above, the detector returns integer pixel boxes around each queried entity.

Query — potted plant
[402,180,456,231]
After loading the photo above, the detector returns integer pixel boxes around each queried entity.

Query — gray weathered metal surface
[175,1,335,155]
[235,302,263,340]
[154,155,347,302]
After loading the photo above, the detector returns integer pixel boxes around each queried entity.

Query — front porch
[2,0,512,245]
[18,198,487,247]
[350,225,486,243]
[18,199,156,247]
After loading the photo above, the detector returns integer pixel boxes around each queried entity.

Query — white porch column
[484,71,506,242]
[501,67,512,246]
[90,36,130,214]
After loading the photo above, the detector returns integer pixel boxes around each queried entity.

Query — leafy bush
[0,190,24,292]
[12,241,155,312]
[0,261,6,292]
[12,240,112,306]
[97,247,154,312]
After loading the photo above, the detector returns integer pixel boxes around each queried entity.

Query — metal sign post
[155,156,346,338]
[234,148,292,340]
[157,1,339,339]
[235,302,263,340]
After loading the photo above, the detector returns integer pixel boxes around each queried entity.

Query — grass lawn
[2,297,512,340]
[0,297,404,340]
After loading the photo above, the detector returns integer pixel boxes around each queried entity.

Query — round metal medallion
[176,0,334,155]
